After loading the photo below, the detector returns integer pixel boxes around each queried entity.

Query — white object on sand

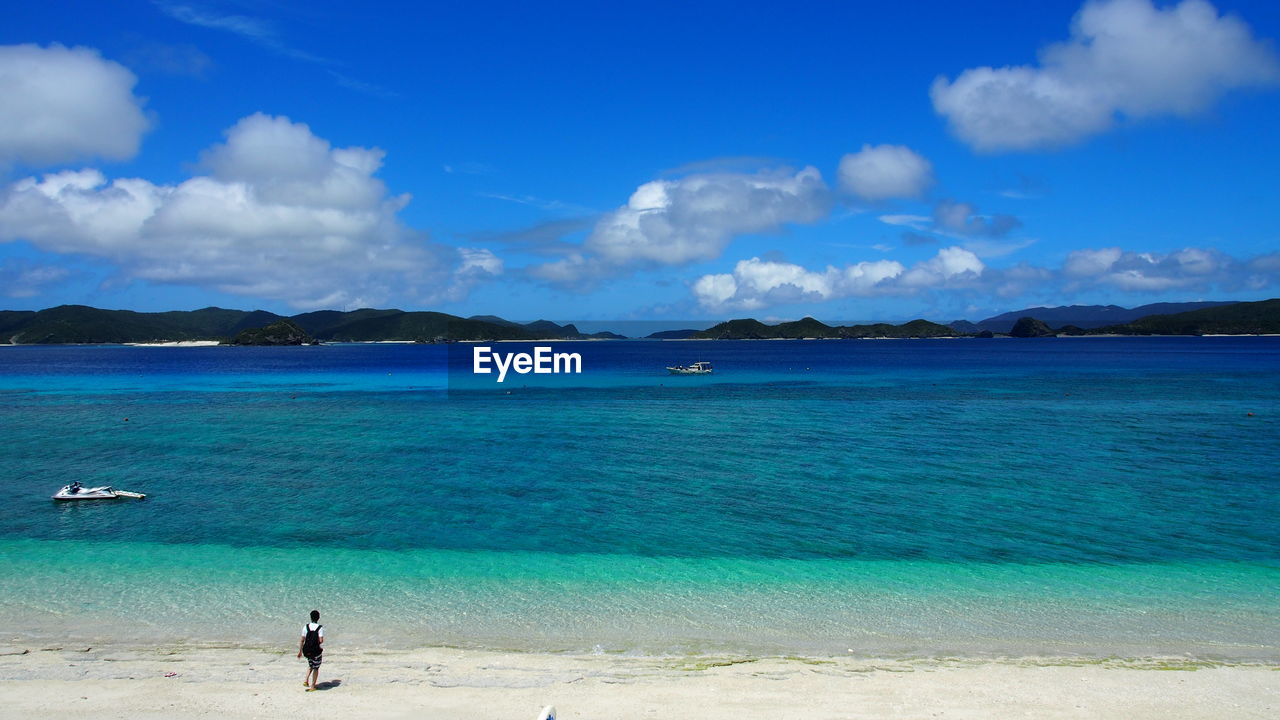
[537,706,556,720]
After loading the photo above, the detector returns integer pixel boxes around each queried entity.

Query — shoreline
[4,333,1280,347]
[2,644,1275,719]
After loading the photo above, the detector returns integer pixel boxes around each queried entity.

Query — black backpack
[302,624,322,657]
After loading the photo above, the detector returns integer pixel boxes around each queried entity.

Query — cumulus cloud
[838,144,934,201]
[989,263,1056,298]
[930,0,1280,151]
[692,247,981,310]
[0,113,497,309]
[530,167,830,287]
[455,247,504,283]
[694,243,1280,312]
[1062,246,1236,290]
[899,246,986,288]
[1063,247,1124,277]
[0,44,150,168]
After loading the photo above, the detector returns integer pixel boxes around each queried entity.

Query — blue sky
[1,0,1279,323]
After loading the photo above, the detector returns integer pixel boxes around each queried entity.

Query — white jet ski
[52,483,146,501]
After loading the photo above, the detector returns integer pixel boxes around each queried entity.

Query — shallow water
[1,339,1277,658]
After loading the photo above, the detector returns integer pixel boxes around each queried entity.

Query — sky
[2,0,1279,323]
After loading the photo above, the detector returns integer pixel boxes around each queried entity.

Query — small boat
[666,361,714,375]
[52,483,146,501]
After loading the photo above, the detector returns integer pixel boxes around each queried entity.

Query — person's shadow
[314,679,343,691]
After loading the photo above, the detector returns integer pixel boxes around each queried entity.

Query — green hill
[0,310,36,340]
[316,311,536,342]
[646,329,701,339]
[7,298,1274,344]
[306,312,600,341]
[1098,298,1280,335]
[772,317,840,338]
[290,308,402,336]
[996,298,1280,337]
[521,319,581,338]
[1009,317,1054,337]
[2,305,283,344]
[0,305,619,343]
[695,318,777,339]
[229,319,314,346]
[694,316,956,339]
[467,314,521,328]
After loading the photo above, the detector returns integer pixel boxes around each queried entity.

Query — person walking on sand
[297,609,325,691]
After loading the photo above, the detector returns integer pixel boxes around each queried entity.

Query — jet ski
[52,483,145,501]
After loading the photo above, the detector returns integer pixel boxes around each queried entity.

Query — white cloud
[691,273,739,307]
[838,144,934,200]
[930,0,1280,151]
[526,253,607,287]
[1063,246,1235,290]
[899,247,985,288]
[457,247,503,277]
[0,44,150,168]
[0,113,497,309]
[990,263,1055,298]
[692,244,1280,312]
[692,247,981,310]
[1063,247,1123,276]
[531,166,829,287]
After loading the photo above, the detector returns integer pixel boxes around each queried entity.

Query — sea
[0,338,1277,660]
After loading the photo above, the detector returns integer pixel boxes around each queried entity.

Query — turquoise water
[1,339,1277,658]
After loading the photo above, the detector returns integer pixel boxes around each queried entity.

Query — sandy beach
[0,644,1275,720]
[122,341,224,347]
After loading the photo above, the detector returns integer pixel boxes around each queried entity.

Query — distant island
[692,317,957,339]
[956,300,1237,334]
[645,329,702,340]
[0,306,624,345]
[228,319,316,346]
[640,300,1280,340]
[1000,298,1280,337]
[0,298,1276,344]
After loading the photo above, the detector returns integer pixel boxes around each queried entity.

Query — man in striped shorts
[297,609,325,691]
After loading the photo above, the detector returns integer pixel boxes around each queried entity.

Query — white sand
[0,645,1275,719]
[123,341,223,347]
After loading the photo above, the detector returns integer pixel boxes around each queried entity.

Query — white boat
[666,361,713,375]
[52,484,146,501]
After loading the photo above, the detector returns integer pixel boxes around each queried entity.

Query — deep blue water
[1,339,1277,657]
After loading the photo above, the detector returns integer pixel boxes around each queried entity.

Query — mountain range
[692,317,956,340]
[0,306,622,344]
[960,301,1237,333]
[2,299,1276,344]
